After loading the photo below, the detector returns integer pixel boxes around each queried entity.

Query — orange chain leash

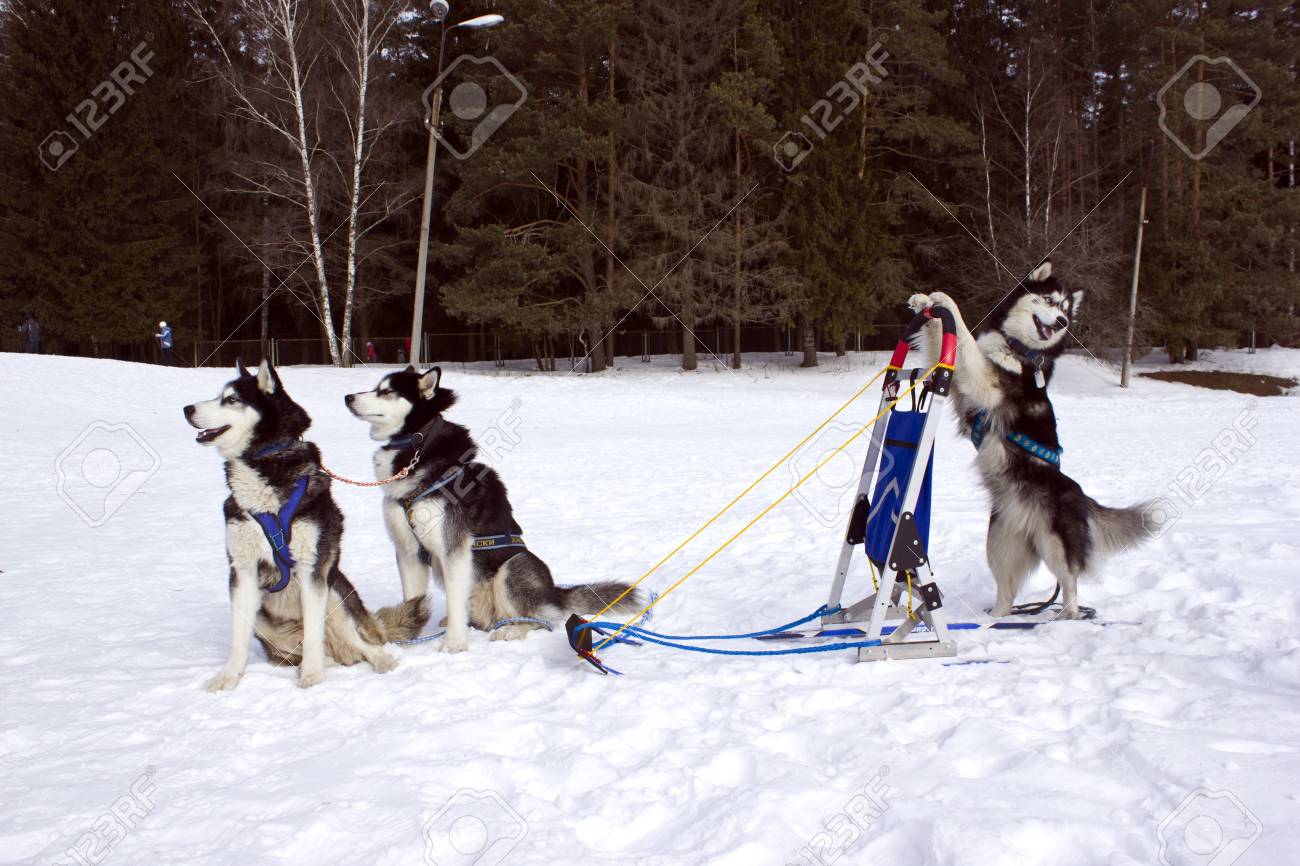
[319,451,421,488]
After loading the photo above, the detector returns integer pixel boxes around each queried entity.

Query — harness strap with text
[971,410,1062,468]
[251,475,309,592]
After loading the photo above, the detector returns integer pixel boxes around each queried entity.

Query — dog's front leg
[383,498,430,601]
[440,545,473,653]
[926,292,1002,411]
[206,565,260,692]
[296,570,328,687]
[292,525,329,687]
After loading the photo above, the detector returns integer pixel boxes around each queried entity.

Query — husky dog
[909,262,1151,619]
[345,366,643,652]
[185,360,429,690]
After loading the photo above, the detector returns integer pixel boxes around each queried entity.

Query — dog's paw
[440,636,469,654]
[490,624,535,642]
[927,291,956,311]
[989,604,1013,618]
[297,668,325,688]
[438,616,448,627]
[371,652,399,674]
[907,293,932,314]
[204,670,243,692]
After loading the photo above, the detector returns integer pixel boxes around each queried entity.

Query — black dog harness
[398,463,528,556]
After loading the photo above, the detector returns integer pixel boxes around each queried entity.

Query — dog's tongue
[196,426,229,444]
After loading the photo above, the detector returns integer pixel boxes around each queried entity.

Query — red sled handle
[889,306,957,370]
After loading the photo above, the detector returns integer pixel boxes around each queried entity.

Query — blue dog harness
[971,410,1062,468]
[251,476,309,592]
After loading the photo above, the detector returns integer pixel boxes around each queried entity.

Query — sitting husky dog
[345,366,643,652]
[185,360,429,690]
[908,262,1150,619]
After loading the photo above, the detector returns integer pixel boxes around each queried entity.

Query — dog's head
[986,261,1083,352]
[345,366,457,442]
[183,359,310,459]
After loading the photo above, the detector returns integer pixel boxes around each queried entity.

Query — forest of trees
[1,0,1296,369]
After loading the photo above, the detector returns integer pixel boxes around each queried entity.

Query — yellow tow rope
[592,362,941,652]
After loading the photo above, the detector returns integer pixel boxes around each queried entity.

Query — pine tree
[0,0,200,354]
[432,0,635,372]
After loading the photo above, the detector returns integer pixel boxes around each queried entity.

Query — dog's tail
[556,581,645,618]
[1088,499,1156,557]
[375,595,432,642]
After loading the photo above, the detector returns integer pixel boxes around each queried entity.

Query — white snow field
[2,347,1299,866]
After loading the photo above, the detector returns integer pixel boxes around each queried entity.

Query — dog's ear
[404,364,416,374]
[1029,260,1052,283]
[418,366,442,400]
[256,358,278,395]
[235,357,249,378]
[1070,289,1084,318]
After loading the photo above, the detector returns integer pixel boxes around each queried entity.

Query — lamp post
[409,7,505,367]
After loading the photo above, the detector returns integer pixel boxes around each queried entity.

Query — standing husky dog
[185,360,429,690]
[908,262,1151,619]
[345,366,643,652]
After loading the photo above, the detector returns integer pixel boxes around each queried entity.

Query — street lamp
[409,6,505,367]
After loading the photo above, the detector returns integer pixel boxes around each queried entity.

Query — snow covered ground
[3,346,1299,866]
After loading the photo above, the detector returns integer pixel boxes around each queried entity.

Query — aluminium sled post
[824,308,959,662]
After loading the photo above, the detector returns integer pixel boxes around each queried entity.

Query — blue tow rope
[569,604,881,674]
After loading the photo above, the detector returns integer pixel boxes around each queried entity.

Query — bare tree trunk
[605,40,618,371]
[798,312,817,368]
[334,0,376,368]
[681,304,698,371]
[279,0,341,366]
[977,103,1001,286]
[732,126,743,370]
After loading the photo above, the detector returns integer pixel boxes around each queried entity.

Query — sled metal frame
[823,310,959,662]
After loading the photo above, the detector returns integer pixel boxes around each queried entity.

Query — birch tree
[192,0,410,366]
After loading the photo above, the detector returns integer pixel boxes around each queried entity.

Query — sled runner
[564,307,964,673]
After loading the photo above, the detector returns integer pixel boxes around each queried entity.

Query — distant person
[365,340,378,363]
[17,313,40,353]
[155,320,177,366]
[397,346,406,364]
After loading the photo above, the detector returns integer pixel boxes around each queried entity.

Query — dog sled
[566,307,962,673]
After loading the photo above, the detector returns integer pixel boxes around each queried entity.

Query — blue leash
[569,604,881,674]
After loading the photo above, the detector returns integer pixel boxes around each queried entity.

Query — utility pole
[409,8,505,368]
[409,87,442,368]
[1120,184,1148,389]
